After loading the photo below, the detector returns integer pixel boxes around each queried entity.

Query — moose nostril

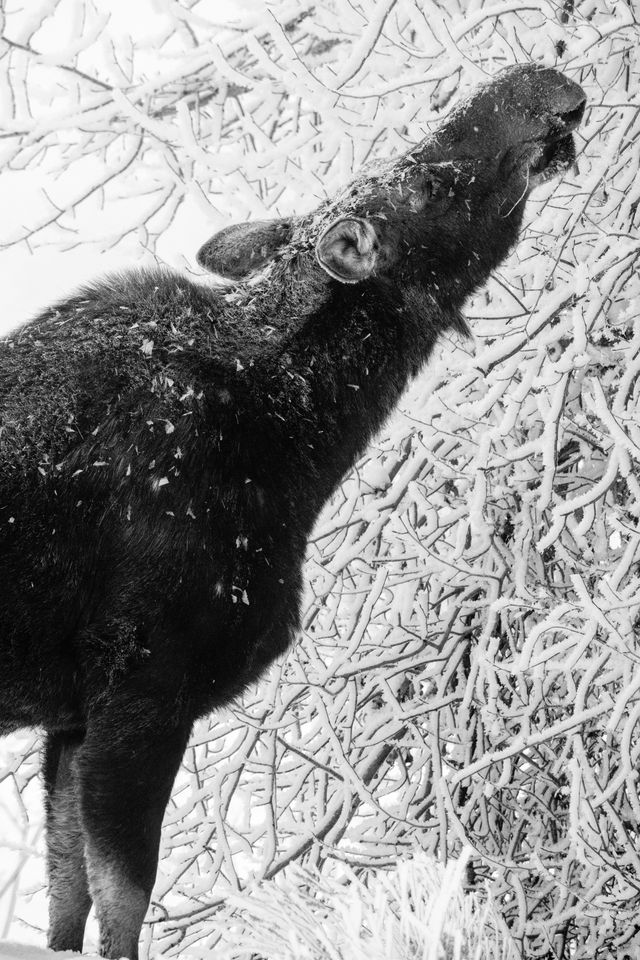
[557,98,586,128]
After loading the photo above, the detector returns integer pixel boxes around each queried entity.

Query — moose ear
[196,218,293,279]
[315,217,379,284]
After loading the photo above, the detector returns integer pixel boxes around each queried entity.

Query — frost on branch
[1,1,640,958]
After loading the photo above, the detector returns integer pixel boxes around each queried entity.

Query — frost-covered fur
[44,733,92,951]
[0,64,584,959]
[85,849,149,960]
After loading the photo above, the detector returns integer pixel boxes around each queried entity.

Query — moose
[0,64,585,959]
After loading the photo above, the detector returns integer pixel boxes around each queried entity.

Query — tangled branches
[1,1,639,957]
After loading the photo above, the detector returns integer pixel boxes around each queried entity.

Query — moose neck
[244,271,462,522]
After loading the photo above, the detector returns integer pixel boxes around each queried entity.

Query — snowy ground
[0,945,94,960]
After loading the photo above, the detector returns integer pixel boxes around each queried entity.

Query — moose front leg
[75,693,192,960]
[43,729,93,952]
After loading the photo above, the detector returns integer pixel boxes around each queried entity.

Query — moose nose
[539,68,586,126]
[553,97,586,132]
[412,65,586,164]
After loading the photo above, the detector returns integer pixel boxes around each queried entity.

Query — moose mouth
[530,133,576,180]
[529,99,586,183]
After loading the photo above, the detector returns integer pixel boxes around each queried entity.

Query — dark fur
[0,64,585,959]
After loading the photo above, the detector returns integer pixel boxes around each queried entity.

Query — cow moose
[0,64,585,959]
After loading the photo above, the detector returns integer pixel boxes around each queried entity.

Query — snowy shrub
[1,1,639,958]
[193,850,513,960]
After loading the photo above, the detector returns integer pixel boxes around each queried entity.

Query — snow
[0,944,93,960]
[2,0,640,957]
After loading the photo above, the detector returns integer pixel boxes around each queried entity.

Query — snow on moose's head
[197,64,585,312]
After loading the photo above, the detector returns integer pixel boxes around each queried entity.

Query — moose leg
[75,694,192,960]
[43,729,93,952]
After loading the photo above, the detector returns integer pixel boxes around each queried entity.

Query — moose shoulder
[0,64,585,960]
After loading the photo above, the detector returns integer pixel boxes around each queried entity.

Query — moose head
[197,64,585,303]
